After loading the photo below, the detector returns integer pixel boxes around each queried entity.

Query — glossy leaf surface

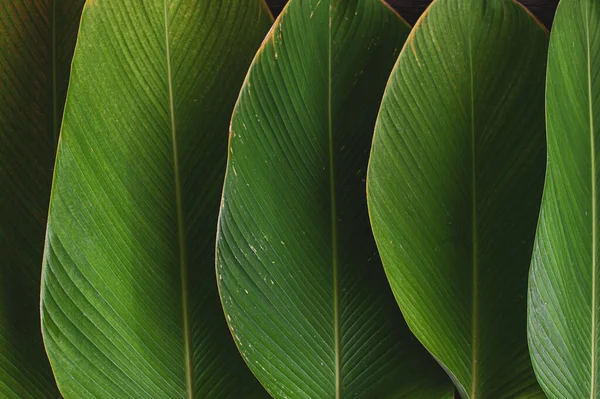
[216,0,453,398]
[367,0,548,397]
[528,0,600,397]
[40,1,272,397]
[0,1,84,397]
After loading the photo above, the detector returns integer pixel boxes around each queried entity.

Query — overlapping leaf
[216,0,453,398]
[528,0,600,397]
[367,0,548,397]
[0,1,84,397]
[40,1,272,397]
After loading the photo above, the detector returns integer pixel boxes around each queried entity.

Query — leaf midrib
[327,1,341,397]
[162,1,194,397]
[52,0,58,149]
[587,3,597,397]
[468,15,479,399]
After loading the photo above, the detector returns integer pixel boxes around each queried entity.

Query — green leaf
[216,0,453,398]
[528,0,600,397]
[1,1,84,397]
[40,1,272,397]
[367,0,548,397]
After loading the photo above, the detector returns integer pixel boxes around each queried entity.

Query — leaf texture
[216,0,454,398]
[40,1,272,397]
[367,0,548,397]
[528,0,600,397]
[0,1,84,397]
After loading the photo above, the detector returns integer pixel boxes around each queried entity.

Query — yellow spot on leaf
[310,0,322,19]
[411,38,420,65]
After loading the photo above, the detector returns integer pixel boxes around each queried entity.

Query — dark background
[264,0,559,29]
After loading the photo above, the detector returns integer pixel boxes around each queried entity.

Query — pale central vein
[587,4,597,398]
[468,25,479,399]
[328,4,341,398]
[163,1,194,397]
[52,0,58,149]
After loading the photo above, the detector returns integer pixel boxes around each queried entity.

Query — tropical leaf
[40,1,272,397]
[216,0,453,398]
[367,0,548,397]
[0,1,84,397]
[528,0,600,397]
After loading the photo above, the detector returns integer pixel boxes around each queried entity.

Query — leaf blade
[40,1,272,397]
[367,0,548,397]
[529,0,600,397]
[216,0,454,398]
[0,1,84,397]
